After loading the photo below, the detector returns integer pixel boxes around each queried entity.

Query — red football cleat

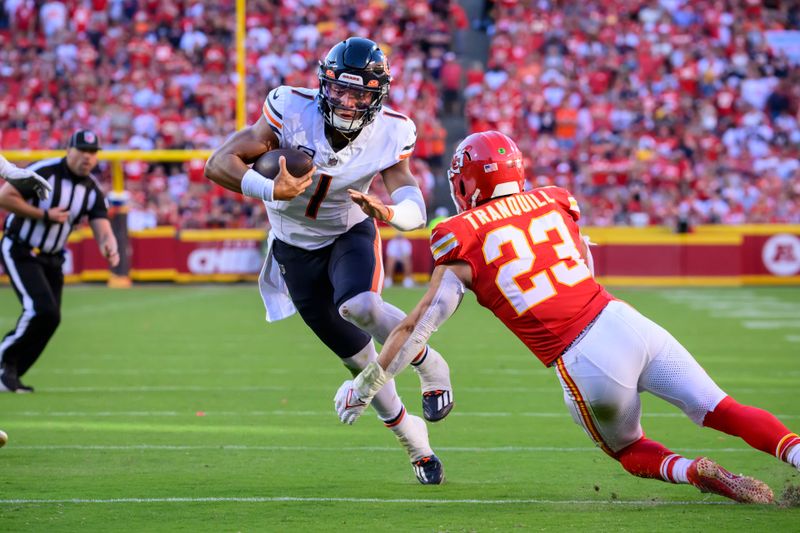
[687,457,774,504]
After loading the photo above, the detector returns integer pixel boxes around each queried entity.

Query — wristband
[241,169,275,202]
[42,209,50,223]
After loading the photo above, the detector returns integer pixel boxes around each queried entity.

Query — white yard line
[711,307,800,318]
[662,292,800,341]
[33,384,797,394]
[8,444,772,454]
[32,385,563,394]
[45,368,301,376]
[742,320,800,329]
[65,289,225,319]
[7,410,797,419]
[0,496,731,506]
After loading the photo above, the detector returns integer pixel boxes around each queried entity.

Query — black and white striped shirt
[2,157,108,254]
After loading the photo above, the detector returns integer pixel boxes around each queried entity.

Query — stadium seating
[2,1,798,229]
[469,1,800,229]
[0,0,456,228]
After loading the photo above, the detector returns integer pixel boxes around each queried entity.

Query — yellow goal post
[1,150,213,192]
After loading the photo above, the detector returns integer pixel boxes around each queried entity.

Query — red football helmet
[447,131,525,213]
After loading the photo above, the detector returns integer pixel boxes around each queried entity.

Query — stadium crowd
[1,1,799,231]
[468,0,800,229]
[0,0,462,229]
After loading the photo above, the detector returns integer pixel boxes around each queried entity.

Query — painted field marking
[711,306,800,319]
[6,410,797,419]
[8,444,775,454]
[742,320,800,330]
[65,289,227,319]
[0,496,731,506]
[660,292,800,341]
[34,384,797,394]
[30,385,563,394]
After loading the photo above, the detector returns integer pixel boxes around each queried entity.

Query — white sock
[411,346,452,392]
[788,444,800,469]
[671,458,692,483]
[388,412,433,461]
[371,378,404,422]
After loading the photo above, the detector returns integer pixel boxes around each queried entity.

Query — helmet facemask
[317,37,392,134]
[319,77,385,133]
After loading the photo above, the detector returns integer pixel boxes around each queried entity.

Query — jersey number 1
[483,211,592,315]
[304,174,332,219]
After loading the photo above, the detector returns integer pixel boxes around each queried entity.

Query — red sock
[614,437,682,482]
[703,396,800,460]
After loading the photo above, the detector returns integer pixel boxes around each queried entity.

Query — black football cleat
[0,372,34,393]
[422,390,453,422]
[412,454,445,485]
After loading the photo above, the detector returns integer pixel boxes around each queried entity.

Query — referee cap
[68,129,101,152]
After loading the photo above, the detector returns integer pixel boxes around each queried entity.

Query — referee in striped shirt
[0,130,119,393]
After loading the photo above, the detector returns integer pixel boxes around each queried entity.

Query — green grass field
[0,284,798,531]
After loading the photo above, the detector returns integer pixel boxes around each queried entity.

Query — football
[253,148,314,179]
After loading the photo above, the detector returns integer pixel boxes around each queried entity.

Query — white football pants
[554,300,727,454]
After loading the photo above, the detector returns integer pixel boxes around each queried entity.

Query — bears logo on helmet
[448,131,526,213]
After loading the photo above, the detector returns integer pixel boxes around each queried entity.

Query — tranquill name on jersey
[459,189,579,230]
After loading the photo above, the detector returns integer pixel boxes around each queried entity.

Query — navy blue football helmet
[318,37,391,133]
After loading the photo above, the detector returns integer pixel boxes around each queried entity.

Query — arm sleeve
[387,185,426,231]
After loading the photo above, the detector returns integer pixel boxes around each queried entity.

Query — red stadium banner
[587,225,800,285]
[0,225,799,285]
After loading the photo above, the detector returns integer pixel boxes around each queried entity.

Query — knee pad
[338,291,383,331]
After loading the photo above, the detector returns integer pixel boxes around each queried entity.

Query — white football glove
[4,167,52,200]
[334,362,391,425]
[334,380,371,425]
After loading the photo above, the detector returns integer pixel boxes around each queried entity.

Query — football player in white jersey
[205,37,451,484]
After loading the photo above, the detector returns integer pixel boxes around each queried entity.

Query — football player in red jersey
[335,130,800,502]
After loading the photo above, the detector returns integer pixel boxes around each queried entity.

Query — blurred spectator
[0,0,458,229]
[384,233,415,289]
[467,0,800,228]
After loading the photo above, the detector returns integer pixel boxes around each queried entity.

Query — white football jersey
[261,86,416,250]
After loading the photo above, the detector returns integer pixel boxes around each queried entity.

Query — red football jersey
[430,187,613,366]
